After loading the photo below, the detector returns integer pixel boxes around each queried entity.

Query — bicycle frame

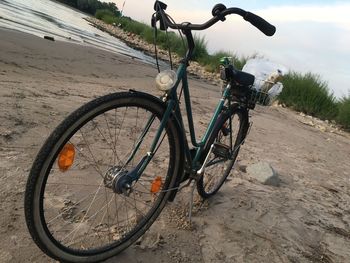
[127,60,234,183]
[169,63,232,167]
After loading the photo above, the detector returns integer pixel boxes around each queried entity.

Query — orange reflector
[58,143,75,172]
[150,176,162,194]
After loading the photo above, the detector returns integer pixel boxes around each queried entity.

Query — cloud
[118,1,350,27]
[257,3,350,29]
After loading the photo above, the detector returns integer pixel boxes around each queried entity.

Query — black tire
[25,91,182,262]
[197,107,248,198]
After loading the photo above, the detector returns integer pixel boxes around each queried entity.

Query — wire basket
[247,81,283,106]
[247,88,271,106]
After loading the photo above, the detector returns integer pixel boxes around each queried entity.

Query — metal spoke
[93,117,122,165]
[47,184,105,225]
[63,194,115,244]
[76,133,104,177]
[121,195,147,219]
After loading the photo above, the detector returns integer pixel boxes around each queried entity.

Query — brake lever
[151,12,168,30]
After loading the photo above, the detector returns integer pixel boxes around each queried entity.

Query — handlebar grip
[244,12,276,36]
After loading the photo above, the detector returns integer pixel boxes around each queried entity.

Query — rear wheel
[197,108,248,198]
[25,92,181,262]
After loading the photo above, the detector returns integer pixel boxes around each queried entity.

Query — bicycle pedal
[212,142,230,159]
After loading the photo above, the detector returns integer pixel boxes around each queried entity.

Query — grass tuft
[337,94,350,129]
[95,9,118,24]
[278,72,338,120]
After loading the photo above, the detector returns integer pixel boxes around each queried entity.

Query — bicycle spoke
[93,116,122,165]
[78,131,104,177]
[103,112,122,165]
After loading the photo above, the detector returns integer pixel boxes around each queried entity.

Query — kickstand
[188,180,196,225]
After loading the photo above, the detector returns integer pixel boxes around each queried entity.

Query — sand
[1,27,350,263]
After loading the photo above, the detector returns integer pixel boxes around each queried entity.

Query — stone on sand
[246,162,280,186]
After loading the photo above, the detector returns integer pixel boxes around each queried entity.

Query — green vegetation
[95,9,118,24]
[56,0,121,17]
[337,95,350,129]
[278,72,350,129]
[278,72,338,120]
[199,51,256,71]
[94,15,188,56]
[192,35,208,61]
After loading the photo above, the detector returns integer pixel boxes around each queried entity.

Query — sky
[108,0,350,98]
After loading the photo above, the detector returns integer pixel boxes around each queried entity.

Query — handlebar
[153,1,276,37]
[243,12,276,37]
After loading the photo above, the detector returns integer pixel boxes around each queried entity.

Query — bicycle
[24,1,276,262]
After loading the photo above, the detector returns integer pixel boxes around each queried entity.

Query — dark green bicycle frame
[127,61,233,181]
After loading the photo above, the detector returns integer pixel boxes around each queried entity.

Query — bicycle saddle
[221,65,255,86]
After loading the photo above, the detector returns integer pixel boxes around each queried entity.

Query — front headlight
[155,70,177,92]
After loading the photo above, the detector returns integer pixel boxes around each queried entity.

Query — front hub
[103,166,131,195]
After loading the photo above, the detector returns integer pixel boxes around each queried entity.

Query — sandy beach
[1,27,350,262]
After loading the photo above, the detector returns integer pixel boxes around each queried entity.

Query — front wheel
[197,107,248,198]
[25,91,181,262]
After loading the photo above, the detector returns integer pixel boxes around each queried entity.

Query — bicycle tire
[25,91,182,262]
[197,107,248,198]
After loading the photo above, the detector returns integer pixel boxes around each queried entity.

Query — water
[0,0,155,64]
